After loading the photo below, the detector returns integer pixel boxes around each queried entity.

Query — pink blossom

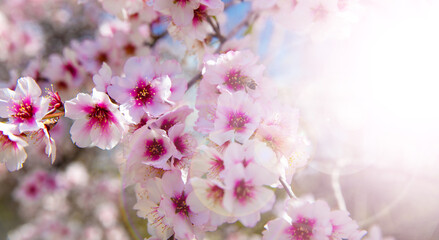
[223,140,283,182]
[0,122,28,171]
[127,125,179,170]
[209,91,261,145]
[168,0,224,40]
[203,50,265,95]
[154,0,199,26]
[152,105,193,133]
[158,170,209,239]
[14,170,58,202]
[168,123,197,167]
[107,56,173,122]
[43,49,84,89]
[0,77,49,133]
[189,145,225,180]
[263,200,333,240]
[191,177,238,227]
[257,105,300,157]
[65,89,126,150]
[72,36,119,74]
[222,163,276,217]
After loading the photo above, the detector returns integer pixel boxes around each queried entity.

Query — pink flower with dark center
[65,89,126,150]
[192,4,207,26]
[127,125,179,170]
[71,36,118,74]
[159,170,209,239]
[210,91,261,145]
[171,191,191,217]
[168,123,197,163]
[145,138,167,161]
[233,179,255,205]
[154,0,199,26]
[152,105,193,133]
[0,77,49,133]
[263,200,333,240]
[107,56,174,123]
[203,50,265,95]
[43,49,84,89]
[191,177,237,228]
[223,141,280,177]
[189,146,225,180]
[223,163,276,217]
[285,217,316,240]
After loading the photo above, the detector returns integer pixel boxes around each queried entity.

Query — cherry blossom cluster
[0,0,396,239]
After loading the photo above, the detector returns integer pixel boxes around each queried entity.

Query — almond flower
[64,89,126,150]
[0,77,49,133]
[222,163,276,217]
[127,125,180,170]
[203,50,265,95]
[0,122,28,171]
[107,56,174,123]
[263,200,333,240]
[209,91,261,145]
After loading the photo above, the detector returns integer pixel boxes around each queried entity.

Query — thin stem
[331,169,347,211]
[226,12,258,40]
[119,188,141,240]
[207,17,226,44]
[42,111,65,120]
[187,73,202,90]
[279,177,298,200]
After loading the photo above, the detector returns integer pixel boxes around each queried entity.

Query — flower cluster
[0,0,397,239]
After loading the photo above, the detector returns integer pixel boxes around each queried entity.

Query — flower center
[132,81,156,106]
[224,69,248,91]
[193,5,207,26]
[124,43,136,56]
[233,179,254,204]
[160,119,176,132]
[171,192,190,217]
[26,183,39,198]
[207,184,224,204]
[88,104,113,127]
[286,217,315,240]
[11,97,35,122]
[63,62,78,78]
[228,112,250,131]
[174,136,186,154]
[145,139,166,160]
[96,52,108,64]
